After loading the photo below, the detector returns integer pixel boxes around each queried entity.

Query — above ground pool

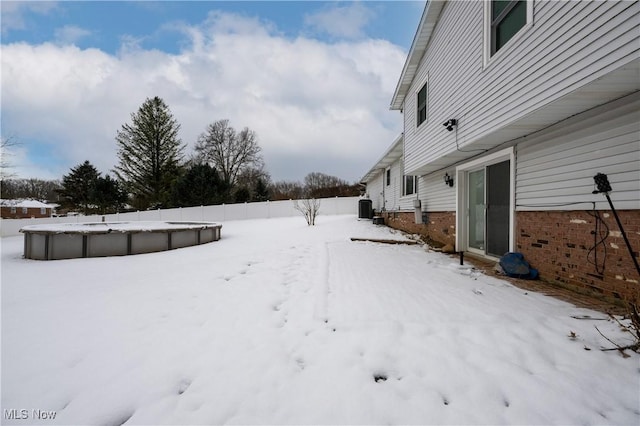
[20,221,222,260]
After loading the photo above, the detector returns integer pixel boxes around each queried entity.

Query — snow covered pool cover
[20,221,221,234]
[20,221,222,260]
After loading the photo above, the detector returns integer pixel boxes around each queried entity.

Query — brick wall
[1,207,51,219]
[380,208,639,301]
[517,210,640,301]
[382,210,456,248]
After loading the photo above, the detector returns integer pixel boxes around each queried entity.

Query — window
[490,0,527,55]
[10,206,16,214]
[22,207,28,214]
[386,168,391,186]
[403,175,417,196]
[416,82,428,127]
[41,207,47,215]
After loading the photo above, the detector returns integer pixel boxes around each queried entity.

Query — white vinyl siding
[403,0,639,175]
[516,96,640,211]
[417,171,457,212]
[366,170,385,212]
[384,159,403,211]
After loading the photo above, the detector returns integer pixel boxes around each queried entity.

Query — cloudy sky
[1,1,424,183]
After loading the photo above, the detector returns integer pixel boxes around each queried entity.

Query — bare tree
[294,198,321,226]
[2,178,62,201]
[303,172,360,198]
[1,136,20,181]
[194,119,263,190]
[270,180,305,200]
[304,172,345,193]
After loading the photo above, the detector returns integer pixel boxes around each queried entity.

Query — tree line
[1,96,360,215]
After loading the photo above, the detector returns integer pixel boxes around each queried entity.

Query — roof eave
[390,0,446,110]
[360,134,404,183]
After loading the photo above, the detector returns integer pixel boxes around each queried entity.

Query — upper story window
[403,175,417,196]
[416,82,428,127]
[386,168,391,186]
[491,1,527,55]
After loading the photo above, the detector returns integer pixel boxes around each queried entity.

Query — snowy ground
[2,214,639,425]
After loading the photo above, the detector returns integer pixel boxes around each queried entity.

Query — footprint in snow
[108,411,135,426]
[177,379,191,395]
[373,374,388,383]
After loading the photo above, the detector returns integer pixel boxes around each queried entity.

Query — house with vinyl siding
[361,134,404,214]
[366,0,640,300]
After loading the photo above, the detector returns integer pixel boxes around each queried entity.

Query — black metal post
[604,193,640,276]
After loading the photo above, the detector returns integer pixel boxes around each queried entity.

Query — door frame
[455,147,515,258]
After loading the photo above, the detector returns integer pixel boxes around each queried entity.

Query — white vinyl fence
[1,197,361,237]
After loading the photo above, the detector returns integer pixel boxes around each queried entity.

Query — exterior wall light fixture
[444,172,454,187]
[443,119,457,131]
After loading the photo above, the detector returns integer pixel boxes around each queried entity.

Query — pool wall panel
[172,230,198,249]
[51,234,83,260]
[131,232,169,254]
[87,233,128,257]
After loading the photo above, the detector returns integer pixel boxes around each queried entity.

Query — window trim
[455,147,515,255]
[402,175,417,197]
[483,0,534,68]
[416,80,428,128]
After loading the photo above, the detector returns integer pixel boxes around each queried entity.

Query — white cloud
[303,3,375,40]
[1,11,405,182]
[1,1,57,35]
[53,25,92,45]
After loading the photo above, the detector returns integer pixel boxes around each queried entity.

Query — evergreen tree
[233,186,251,203]
[57,161,100,214]
[254,177,270,201]
[93,175,128,214]
[114,96,185,209]
[169,163,228,207]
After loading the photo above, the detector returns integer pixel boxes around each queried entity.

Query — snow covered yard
[2,214,638,425]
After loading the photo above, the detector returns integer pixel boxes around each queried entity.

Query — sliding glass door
[468,169,485,251]
[466,160,510,257]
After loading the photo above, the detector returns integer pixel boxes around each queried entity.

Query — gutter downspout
[381,168,386,211]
